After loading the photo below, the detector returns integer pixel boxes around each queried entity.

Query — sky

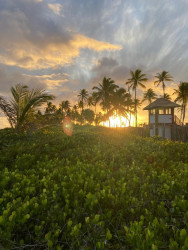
[0,0,188,128]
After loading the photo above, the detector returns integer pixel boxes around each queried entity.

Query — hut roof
[143,98,180,110]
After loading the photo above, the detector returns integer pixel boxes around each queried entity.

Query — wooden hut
[143,98,181,140]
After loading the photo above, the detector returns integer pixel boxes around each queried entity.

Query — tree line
[0,69,188,131]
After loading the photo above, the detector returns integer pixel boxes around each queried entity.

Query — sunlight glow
[100,114,135,128]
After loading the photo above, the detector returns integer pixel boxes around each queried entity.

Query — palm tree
[71,104,79,122]
[59,100,71,116]
[93,77,118,126]
[77,89,89,113]
[110,88,129,121]
[45,102,57,114]
[78,100,83,113]
[0,84,54,131]
[154,71,173,98]
[87,96,94,108]
[173,82,188,124]
[92,92,99,115]
[124,93,135,126]
[93,77,118,112]
[163,93,171,100]
[143,88,157,104]
[126,69,148,127]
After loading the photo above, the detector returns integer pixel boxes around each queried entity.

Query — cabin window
[165,108,171,114]
[159,109,164,114]
[159,108,171,114]
[150,109,155,114]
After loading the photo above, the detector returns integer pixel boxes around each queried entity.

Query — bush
[0,126,188,249]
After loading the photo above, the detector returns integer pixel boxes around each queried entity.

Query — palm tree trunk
[135,88,137,127]
[180,105,183,123]
[163,82,165,98]
[183,104,186,125]
[129,111,131,126]
[108,109,111,128]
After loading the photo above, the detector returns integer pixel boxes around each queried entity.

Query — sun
[100,114,135,127]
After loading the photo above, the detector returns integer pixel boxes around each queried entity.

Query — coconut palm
[173,82,188,124]
[91,92,99,115]
[45,102,57,114]
[126,69,148,127]
[77,89,89,113]
[71,104,79,122]
[124,93,135,126]
[163,93,171,100]
[110,88,129,118]
[92,77,118,113]
[0,84,54,131]
[93,77,118,127]
[143,88,157,104]
[154,71,173,98]
[87,96,94,108]
[59,100,71,115]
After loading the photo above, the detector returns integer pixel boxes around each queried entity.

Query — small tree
[143,88,157,104]
[154,71,173,98]
[0,84,54,131]
[126,69,148,127]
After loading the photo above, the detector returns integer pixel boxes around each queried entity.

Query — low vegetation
[0,126,188,249]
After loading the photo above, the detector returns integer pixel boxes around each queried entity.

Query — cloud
[1,0,188,125]
[48,3,63,16]
[0,0,121,70]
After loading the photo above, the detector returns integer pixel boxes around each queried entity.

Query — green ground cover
[0,125,188,249]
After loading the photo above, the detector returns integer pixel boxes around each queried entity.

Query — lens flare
[62,116,73,136]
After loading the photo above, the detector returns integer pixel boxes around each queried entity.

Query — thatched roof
[143,98,180,110]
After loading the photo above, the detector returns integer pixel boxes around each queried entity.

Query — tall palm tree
[77,89,89,113]
[78,100,83,113]
[93,77,118,126]
[173,82,188,124]
[71,104,79,122]
[93,77,118,113]
[154,71,173,98]
[92,92,99,115]
[143,88,157,104]
[124,93,135,126]
[126,69,148,127]
[0,84,54,131]
[110,88,129,119]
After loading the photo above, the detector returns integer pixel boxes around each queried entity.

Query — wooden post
[149,110,151,127]
[171,108,174,140]
[155,108,159,136]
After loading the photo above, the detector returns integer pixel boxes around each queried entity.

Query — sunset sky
[0,0,188,128]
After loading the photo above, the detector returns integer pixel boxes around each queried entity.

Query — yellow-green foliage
[0,125,188,249]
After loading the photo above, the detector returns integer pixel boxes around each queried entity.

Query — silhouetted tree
[126,69,148,127]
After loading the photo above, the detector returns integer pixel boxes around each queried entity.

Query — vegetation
[126,69,148,127]
[1,69,188,130]
[0,126,188,249]
[143,88,157,104]
[154,71,173,98]
[173,82,188,124]
[0,84,54,131]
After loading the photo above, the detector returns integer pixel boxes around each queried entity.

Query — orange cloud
[0,34,122,70]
